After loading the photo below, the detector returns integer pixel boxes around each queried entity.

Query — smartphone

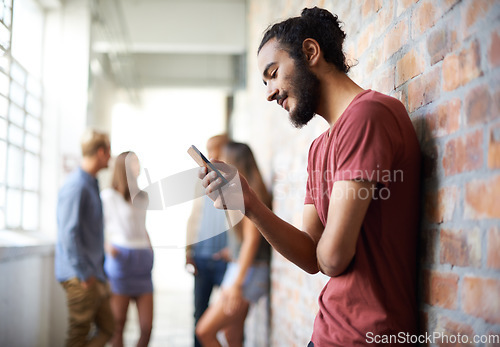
[187,145,229,185]
[188,145,235,227]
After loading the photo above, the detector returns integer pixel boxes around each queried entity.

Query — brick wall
[231,0,500,346]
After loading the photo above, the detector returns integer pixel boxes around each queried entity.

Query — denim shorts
[221,262,269,303]
[104,244,154,296]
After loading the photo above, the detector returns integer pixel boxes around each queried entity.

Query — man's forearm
[245,190,319,274]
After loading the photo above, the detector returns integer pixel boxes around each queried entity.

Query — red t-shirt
[305,90,421,346]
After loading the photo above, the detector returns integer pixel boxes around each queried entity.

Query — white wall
[0,1,92,346]
[41,0,92,237]
[0,248,67,347]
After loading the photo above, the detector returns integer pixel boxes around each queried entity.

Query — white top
[101,188,151,249]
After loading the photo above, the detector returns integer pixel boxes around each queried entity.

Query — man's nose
[266,83,278,102]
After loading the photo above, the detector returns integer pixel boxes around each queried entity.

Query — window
[0,0,43,231]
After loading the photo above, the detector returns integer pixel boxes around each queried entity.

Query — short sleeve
[333,102,398,187]
[304,171,314,204]
[304,140,317,205]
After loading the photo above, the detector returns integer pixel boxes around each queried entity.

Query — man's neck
[316,71,364,128]
[81,157,99,177]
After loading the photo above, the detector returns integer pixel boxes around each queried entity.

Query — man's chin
[289,112,315,129]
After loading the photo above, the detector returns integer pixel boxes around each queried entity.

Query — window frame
[0,0,43,232]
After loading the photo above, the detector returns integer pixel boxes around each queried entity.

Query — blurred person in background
[102,151,154,347]
[55,128,114,347]
[195,141,272,347]
[186,134,230,347]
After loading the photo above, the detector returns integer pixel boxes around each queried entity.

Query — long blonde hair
[112,151,136,202]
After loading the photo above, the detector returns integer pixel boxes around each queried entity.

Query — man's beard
[288,56,321,128]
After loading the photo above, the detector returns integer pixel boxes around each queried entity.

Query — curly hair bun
[258,7,351,73]
[301,7,346,40]
[301,6,333,20]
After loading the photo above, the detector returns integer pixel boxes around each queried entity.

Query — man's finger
[201,171,218,189]
[206,177,224,194]
[197,166,207,179]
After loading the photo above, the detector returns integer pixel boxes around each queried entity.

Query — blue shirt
[55,168,106,282]
[193,195,227,258]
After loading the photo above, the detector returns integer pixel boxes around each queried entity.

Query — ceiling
[89,0,248,92]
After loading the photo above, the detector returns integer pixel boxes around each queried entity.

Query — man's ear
[97,146,108,158]
[302,38,321,66]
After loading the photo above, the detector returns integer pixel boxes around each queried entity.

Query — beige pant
[61,278,115,347]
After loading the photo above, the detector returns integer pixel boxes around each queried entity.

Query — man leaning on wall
[199,7,421,346]
[55,129,114,347]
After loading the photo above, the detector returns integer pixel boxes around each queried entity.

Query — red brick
[374,0,394,37]
[440,228,481,268]
[412,1,438,38]
[372,67,395,95]
[304,0,315,8]
[362,0,383,18]
[443,0,460,10]
[424,270,459,309]
[424,186,458,224]
[357,22,375,56]
[487,227,500,269]
[442,40,482,91]
[465,175,500,219]
[427,26,457,65]
[442,130,483,176]
[489,30,500,68]
[408,67,441,112]
[463,0,495,35]
[426,99,461,139]
[435,315,475,347]
[396,48,425,86]
[396,0,418,17]
[462,276,500,324]
[365,44,382,74]
[465,84,492,126]
[442,53,460,91]
[460,40,482,85]
[394,90,405,107]
[383,20,408,60]
[488,123,500,169]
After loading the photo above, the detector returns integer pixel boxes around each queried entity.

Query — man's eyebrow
[262,62,276,86]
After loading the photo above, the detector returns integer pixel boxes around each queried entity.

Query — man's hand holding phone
[198,159,246,213]
[188,145,247,213]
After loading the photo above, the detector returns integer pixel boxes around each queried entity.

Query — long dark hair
[223,142,272,209]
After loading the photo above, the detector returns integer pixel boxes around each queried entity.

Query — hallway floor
[123,287,194,346]
[122,248,195,347]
